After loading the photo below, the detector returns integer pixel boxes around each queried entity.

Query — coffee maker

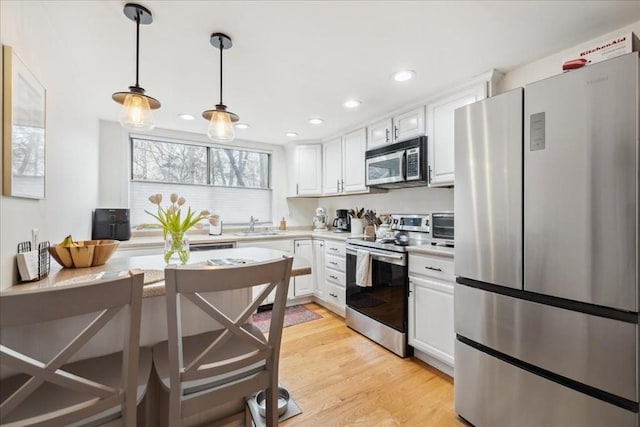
[332,209,350,233]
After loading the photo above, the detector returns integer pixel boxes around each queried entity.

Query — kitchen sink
[233,231,281,236]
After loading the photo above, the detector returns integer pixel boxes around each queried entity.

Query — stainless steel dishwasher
[189,241,236,251]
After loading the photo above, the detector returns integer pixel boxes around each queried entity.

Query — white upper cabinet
[322,138,342,195]
[367,108,426,150]
[367,118,393,149]
[294,145,322,195]
[322,129,367,195]
[341,128,367,193]
[393,107,426,143]
[427,83,487,187]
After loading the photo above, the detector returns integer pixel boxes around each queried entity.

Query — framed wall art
[3,45,46,199]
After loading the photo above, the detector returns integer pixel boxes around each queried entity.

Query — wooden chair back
[163,256,293,426]
[0,270,144,426]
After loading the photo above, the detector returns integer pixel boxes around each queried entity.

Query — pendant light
[203,33,239,142]
[112,3,160,131]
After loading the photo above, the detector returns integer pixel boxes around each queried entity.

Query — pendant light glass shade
[207,108,235,141]
[120,93,155,130]
[112,3,160,131]
[203,33,238,142]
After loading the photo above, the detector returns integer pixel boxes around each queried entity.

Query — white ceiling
[39,1,640,145]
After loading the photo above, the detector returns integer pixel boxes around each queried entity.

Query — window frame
[129,135,272,190]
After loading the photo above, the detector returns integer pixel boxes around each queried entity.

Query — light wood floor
[278,303,465,426]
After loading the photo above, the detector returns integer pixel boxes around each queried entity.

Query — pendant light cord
[135,10,140,88]
[219,36,223,105]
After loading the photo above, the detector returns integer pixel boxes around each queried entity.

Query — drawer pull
[329,261,338,265]
[329,275,338,280]
[330,293,337,298]
[329,247,338,251]
[425,266,442,272]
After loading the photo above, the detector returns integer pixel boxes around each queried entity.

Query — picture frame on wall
[2,44,46,199]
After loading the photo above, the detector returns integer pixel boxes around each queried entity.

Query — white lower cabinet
[408,253,455,376]
[293,240,314,297]
[326,282,346,308]
[237,239,294,305]
[318,240,346,317]
[313,240,326,299]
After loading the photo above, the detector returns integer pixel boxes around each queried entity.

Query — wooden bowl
[49,240,119,268]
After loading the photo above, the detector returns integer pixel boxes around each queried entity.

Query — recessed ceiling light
[178,113,195,120]
[286,132,299,137]
[309,118,324,125]
[235,123,250,129]
[343,99,361,109]
[393,70,416,82]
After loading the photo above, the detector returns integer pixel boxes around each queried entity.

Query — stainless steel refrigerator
[454,52,639,426]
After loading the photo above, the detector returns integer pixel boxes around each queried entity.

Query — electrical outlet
[31,228,39,247]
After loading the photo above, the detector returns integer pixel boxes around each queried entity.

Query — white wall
[1,2,100,289]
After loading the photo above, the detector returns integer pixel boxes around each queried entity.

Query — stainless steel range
[345,214,430,357]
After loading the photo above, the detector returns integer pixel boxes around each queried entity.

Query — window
[210,147,269,188]
[132,139,207,184]
[130,137,272,227]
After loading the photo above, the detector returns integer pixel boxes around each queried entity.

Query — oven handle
[346,247,406,264]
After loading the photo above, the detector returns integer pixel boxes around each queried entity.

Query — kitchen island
[1,247,310,368]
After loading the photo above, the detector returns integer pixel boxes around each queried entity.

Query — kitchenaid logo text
[580,37,626,57]
[587,76,608,85]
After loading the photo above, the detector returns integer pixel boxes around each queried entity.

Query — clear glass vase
[164,232,190,264]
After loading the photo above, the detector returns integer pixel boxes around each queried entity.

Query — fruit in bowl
[49,236,119,268]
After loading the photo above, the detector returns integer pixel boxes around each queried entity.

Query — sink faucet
[249,216,259,232]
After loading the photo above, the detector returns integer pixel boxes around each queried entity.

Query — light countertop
[6,247,311,298]
[118,229,452,258]
[119,228,351,249]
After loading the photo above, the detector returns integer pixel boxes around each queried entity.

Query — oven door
[365,151,405,186]
[345,246,408,332]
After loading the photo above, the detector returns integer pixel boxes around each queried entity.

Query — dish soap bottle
[279,217,287,231]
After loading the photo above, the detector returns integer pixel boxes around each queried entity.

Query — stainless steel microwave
[365,136,428,188]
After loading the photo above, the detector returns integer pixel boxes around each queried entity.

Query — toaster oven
[430,212,454,246]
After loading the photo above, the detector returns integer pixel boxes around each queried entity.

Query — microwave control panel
[406,148,420,180]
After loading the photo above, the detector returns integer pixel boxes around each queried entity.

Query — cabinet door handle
[428,165,433,183]
[296,183,299,195]
[337,179,340,192]
[394,125,399,140]
[385,128,390,143]
[425,266,442,272]
[340,179,344,192]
